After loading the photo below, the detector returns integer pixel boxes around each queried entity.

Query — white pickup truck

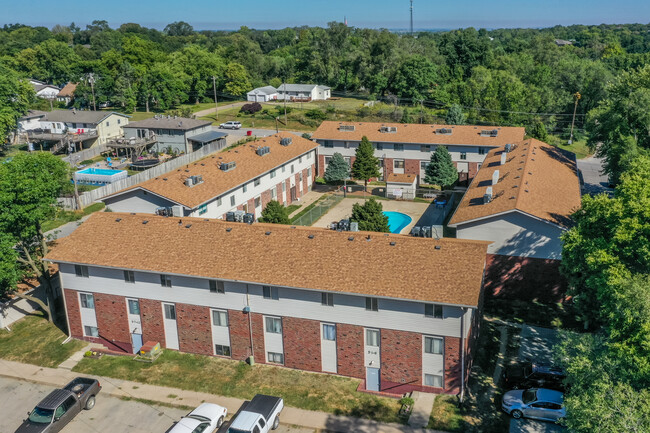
[226,395,283,433]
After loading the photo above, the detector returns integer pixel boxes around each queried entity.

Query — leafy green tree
[15,39,80,84]
[390,55,437,100]
[0,65,33,141]
[164,21,194,37]
[224,62,252,96]
[171,45,224,104]
[139,62,188,111]
[0,153,70,321]
[529,120,549,141]
[425,146,458,188]
[324,152,349,183]
[351,136,380,192]
[350,198,390,233]
[259,200,290,224]
[445,104,466,125]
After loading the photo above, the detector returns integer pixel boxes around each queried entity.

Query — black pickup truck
[15,377,101,433]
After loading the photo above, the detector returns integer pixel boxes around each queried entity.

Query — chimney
[492,169,500,185]
[483,186,493,204]
[500,153,507,165]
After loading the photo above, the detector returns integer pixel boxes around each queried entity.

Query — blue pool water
[77,168,122,176]
[383,211,412,234]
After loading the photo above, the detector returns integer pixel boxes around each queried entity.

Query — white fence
[60,140,227,209]
[62,144,109,164]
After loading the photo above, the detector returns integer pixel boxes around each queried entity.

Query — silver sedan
[166,403,227,433]
[502,388,566,423]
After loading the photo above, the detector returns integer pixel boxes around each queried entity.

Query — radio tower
[410,0,414,34]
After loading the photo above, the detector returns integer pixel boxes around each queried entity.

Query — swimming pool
[74,167,128,185]
[383,211,413,234]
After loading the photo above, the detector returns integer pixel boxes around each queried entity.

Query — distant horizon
[2,0,649,32]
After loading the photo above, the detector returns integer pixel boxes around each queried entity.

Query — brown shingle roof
[58,83,77,97]
[107,133,318,209]
[387,173,416,184]
[312,121,526,147]
[45,212,489,307]
[448,139,581,228]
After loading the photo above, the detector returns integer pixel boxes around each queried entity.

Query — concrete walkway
[0,286,47,329]
[407,391,435,428]
[0,357,447,433]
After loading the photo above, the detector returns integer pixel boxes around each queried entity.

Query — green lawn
[42,202,105,233]
[428,395,465,432]
[73,350,401,423]
[0,312,86,368]
[545,135,592,159]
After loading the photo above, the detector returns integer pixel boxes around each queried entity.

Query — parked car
[503,361,566,391]
[227,394,283,433]
[167,403,227,433]
[219,121,242,130]
[502,388,566,422]
[15,377,101,433]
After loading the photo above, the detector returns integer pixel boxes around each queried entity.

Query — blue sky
[3,0,649,30]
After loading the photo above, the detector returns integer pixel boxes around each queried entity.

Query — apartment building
[311,121,526,183]
[46,212,490,396]
[101,133,317,219]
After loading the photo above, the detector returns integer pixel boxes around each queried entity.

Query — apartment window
[160,274,172,287]
[118,119,121,125]
[75,265,89,278]
[424,336,444,354]
[460,152,467,160]
[268,352,284,364]
[324,156,332,165]
[215,344,231,357]
[299,173,303,182]
[123,270,135,283]
[230,195,236,206]
[106,121,110,127]
[322,324,336,341]
[263,286,279,300]
[84,326,99,337]
[366,329,380,347]
[209,280,225,294]
[265,317,282,334]
[478,147,487,155]
[282,182,286,192]
[79,293,94,309]
[164,304,176,320]
[425,304,443,319]
[365,297,378,311]
[420,144,432,152]
[308,167,312,178]
[282,165,286,173]
[199,204,207,215]
[217,197,222,206]
[212,310,228,327]
[394,160,405,169]
[323,140,334,148]
[420,161,429,170]
[376,143,383,151]
[299,156,303,163]
[254,178,261,187]
[270,169,276,179]
[254,196,261,208]
[378,159,384,167]
[243,183,247,193]
[424,374,443,388]
[394,143,404,151]
[321,292,334,306]
[128,299,140,315]
[271,188,277,199]
[291,165,295,174]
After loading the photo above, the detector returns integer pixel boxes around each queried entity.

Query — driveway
[577,155,613,196]
[0,376,314,433]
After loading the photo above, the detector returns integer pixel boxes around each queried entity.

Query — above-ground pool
[383,211,412,234]
[74,167,128,185]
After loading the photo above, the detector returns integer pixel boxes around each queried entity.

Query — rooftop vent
[483,186,493,204]
[339,125,355,132]
[256,146,271,156]
[480,129,499,137]
[435,128,453,135]
[280,137,292,146]
[142,220,149,224]
[389,241,396,246]
[492,169,500,186]
[380,126,397,133]
[220,161,236,172]
[115,218,122,222]
[226,227,232,232]
[348,236,354,241]
[308,234,314,239]
[500,153,507,165]
[185,224,192,228]
[435,245,441,250]
[265,231,271,236]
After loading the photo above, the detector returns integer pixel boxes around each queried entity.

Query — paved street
[577,155,613,196]
[0,376,315,433]
[212,126,306,138]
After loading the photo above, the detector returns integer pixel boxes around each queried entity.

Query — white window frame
[424,373,443,388]
[265,316,282,334]
[79,293,94,309]
[365,328,380,347]
[424,336,444,355]
[267,351,284,364]
[212,309,229,327]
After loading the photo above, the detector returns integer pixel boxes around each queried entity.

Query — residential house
[123,116,218,154]
[29,79,60,100]
[448,139,581,301]
[102,133,318,219]
[312,121,526,184]
[45,212,489,396]
[247,86,279,102]
[554,39,573,46]
[277,84,331,101]
[57,82,78,105]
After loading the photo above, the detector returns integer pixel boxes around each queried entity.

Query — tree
[390,55,437,100]
[0,153,70,322]
[224,62,252,96]
[259,200,290,224]
[351,136,380,192]
[529,120,548,141]
[164,21,194,37]
[0,64,33,141]
[445,104,466,125]
[350,198,390,233]
[324,152,349,183]
[425,146,458,188]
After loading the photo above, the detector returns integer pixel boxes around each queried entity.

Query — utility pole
[419,99,424,124]
[568,92,581,145]
[88,73,96,111]
[212,76,218,121]
[283,83,288,126]
[410,0,414,35]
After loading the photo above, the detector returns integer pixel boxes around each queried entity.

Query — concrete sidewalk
[0,358,445,433]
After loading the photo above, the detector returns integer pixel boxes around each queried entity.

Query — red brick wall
[247,198,255,216]
[95,293,132,353]
[301,168,309,194]
[468,162,480,180]
[140,298,166,348]
[261,189,272,209]
[383,158,394,177]
[251,313,266,363]
[380,329,422,386]
[229,309,252,360]
[276,183,284,205]
[337,323,365,379]
[444,336,461,394]
[283,317,321,372]
[318,154,325,177]
[285,179,292,204]
[294,173,302,198]
[404,159,421,179]
[176,303,212,356]
[63,289,83,339]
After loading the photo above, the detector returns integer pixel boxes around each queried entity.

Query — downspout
[246,284,255,364]
[460,307,467,403]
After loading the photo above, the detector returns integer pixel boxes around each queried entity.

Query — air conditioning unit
[184,177,193,187]
[171,205,183,217]
[280,137,292,146]
[504,143,513,152]
[350,221,359,232]
[436,128,452,135]
[220,161,236,172]
[411,226,421,237]
[256,146,270,156]
[337,219,350,231]
[226,211,235,222]
[380,126,397,133]
[191,175,203,185]
[420,226,431,238]
[243,213,255,224]
[234,210,245,222]
[481,129,499,137]
[483,186,493,204]
[339,125,355,132]
[492,169,500,185]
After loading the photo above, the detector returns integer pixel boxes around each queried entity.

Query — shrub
[305,109,327,120]
[81,159,94,165]
[399,396,415,407]
[240,102,262,114]
[301,132,312,139]
[276,106,292,116]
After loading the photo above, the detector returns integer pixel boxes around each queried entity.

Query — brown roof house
[57,82,78,105]
[448,139,582,301]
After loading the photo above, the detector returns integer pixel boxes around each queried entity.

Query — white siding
[263,315,284,362]
[364,328,381,368]
[456,211,565,259]
[320,323,337,373]
[162,302,179,350]
[78,292,97,333]
[126,298,142,334]
[210,309,231,355]
[422,335,445,385]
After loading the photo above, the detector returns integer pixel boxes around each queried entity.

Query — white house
[102,132,318,220]
[30,79,60,99]
[247,86,278,102]
[277,84,331,101]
